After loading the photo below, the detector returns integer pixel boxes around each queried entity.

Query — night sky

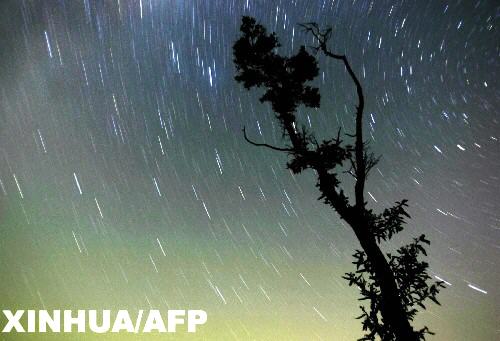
[0,0,498,340]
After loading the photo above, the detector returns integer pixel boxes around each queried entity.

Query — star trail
[0,0,498,339]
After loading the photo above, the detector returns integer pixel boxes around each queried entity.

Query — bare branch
[348,155,358,174]
[301,21,366,208]
[365,152,381,177]
[242,126,294,152]
[343,166,357,179]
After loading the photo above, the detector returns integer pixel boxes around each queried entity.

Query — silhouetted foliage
[233,16,444,341]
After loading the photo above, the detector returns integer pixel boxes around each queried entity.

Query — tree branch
[242,126,294,152]
[300,23,366,209]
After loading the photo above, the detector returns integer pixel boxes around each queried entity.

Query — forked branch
[300,22,367,208]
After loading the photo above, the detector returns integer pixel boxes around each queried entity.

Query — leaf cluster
[369,199,411,243]
[234,16,353,203]
[233,16,320,116]
[343,234,445,341]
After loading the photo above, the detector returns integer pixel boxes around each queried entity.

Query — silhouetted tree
[233,16,444,341]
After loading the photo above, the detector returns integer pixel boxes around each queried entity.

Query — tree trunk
[315,169,418,340]
[353,224,418,340]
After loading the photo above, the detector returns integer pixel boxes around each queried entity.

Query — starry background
[0,0,498,340]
